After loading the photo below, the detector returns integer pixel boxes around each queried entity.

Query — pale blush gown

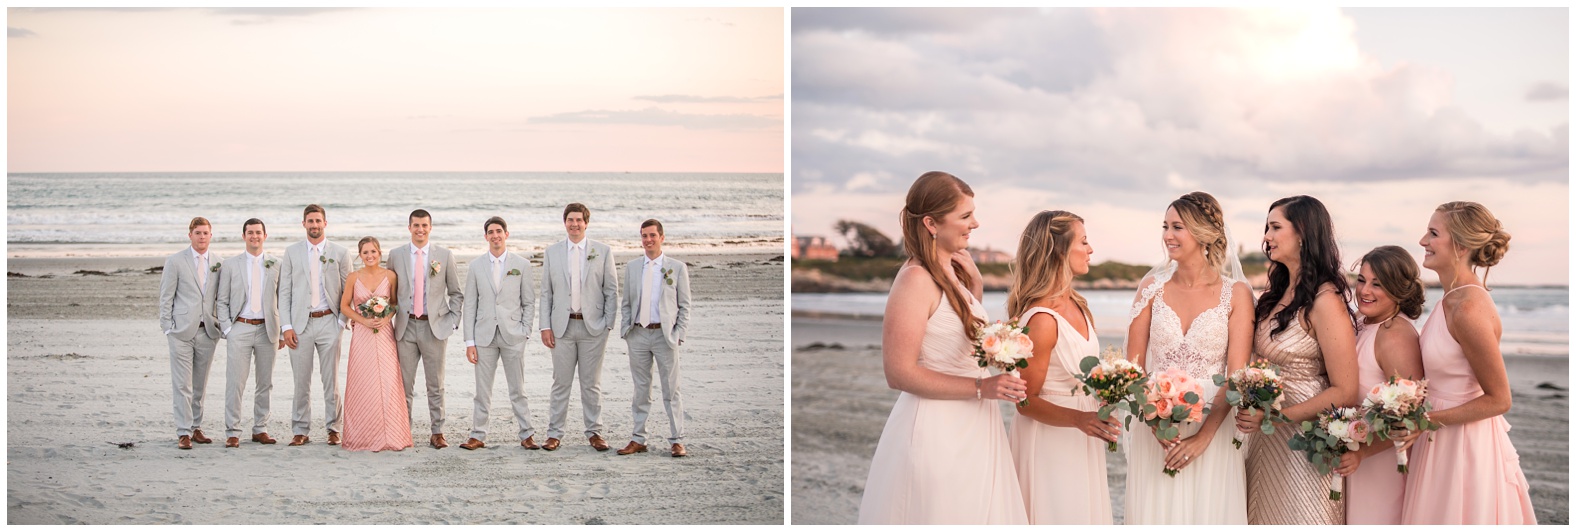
[1400,285,1536,524]
[1246,309,1344,524]
[341,277,413,452]
[857,292,1028,525]
[1345,318,1412,524]
[1007,307,1111,525]
[1124,278,1248,524]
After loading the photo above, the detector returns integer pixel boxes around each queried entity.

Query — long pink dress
[857,292,1028,524]
[1400,286,1535,524]
[1345,318,1412,524]
[341,277,413,452]
[1008,307,1111,525]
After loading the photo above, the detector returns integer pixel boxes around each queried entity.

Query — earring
[931,233,937,239]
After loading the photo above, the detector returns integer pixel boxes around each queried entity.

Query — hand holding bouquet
[1287,405,1370,500]
[357,296,396,334]
[1212,360,1291,449]
[1140,367,1207,476]
[1360,376,1439,473]
[972,319,1034,406]
[1072,345,1146,452]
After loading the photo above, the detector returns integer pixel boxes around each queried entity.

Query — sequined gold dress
[1245,315,1343,524]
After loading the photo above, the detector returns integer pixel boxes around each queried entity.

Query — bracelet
[975,377,982,400]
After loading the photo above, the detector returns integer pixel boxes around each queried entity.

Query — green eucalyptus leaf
[1079,356,1099,374]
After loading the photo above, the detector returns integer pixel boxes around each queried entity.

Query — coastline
[7,251,786,524]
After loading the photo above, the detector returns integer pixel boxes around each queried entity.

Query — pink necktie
[250,256,263,315]
[309,246,322,308]
[413,248,426,317]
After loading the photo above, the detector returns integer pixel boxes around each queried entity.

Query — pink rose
[980,334,1003,355]
[372,303,385,313]
[1012,334,1033,356]
[1349,418,1371,443]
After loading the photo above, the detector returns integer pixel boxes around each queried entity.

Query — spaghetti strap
[1443,284,1487,297]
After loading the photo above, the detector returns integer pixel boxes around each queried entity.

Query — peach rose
[980,334,1003,355]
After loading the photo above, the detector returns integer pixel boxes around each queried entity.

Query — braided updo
[1170,191,1229,274]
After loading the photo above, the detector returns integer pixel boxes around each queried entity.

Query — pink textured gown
[857,292,1028,524]
[1400,286,1535,524]
[341,277,413,452]
[1008,307,1111,525]
[1345,318,1412,524]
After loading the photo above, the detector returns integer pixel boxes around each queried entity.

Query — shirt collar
[191,247,208,261]
[309,241,325,254]
[411,242,431,255]
[246,250,264,261]
[490,250,508,263]
[644,254,665,268]
[567,237,586,251]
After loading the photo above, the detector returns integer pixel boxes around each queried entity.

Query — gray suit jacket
[620,255,691,347]
[463,251,536,348]
[278,239,352,331]
[387,242,463,340]
[538,238,618,337]
[214,252,282,345]
[158,247,223,342]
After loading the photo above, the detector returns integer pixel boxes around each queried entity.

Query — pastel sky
[791,7,1569,286]
[8,7,783,173]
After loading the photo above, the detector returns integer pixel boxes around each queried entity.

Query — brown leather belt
[408,314,428,321]
[639,323,661,330]
[309,309,334,318]
[568,313,584,320]
[235,318,266,325]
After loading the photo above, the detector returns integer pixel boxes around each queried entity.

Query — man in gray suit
[388,208,463,449]
[616,219,692,458]
[277,204,353,446]
[458,216,540,450]
[215,218,284,448]
[158,217,224,450]
[538,203,619,452]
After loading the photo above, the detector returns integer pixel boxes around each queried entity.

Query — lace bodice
[1131,276,1233,379]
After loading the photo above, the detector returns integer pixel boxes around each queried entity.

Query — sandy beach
[6,252,785,525]
[790,314,1569,525]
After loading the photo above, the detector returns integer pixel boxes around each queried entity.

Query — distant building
[970,246,1012,264]
[793,236,839,261]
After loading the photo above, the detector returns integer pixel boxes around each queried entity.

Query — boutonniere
[507,268,521,276]
[210,262,222,272]
[661,267,674,286]
[319,255,335,264]
[429,260,442,277]
[264,259,277,269]
[585,249,599,261]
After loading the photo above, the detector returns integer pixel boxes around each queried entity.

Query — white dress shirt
[639,254,665,326]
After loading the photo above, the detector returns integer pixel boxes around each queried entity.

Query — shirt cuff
[466,340,476,347]
[281,324,294,333]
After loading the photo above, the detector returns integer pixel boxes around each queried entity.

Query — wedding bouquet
[972,319,1034,406]
[357,296,396,334]
[1072,345,1146,452]
[1140,367,1207,476]
[1287,405,1371,501]
[1360,376,1439,473]
[1212,359,1291,449]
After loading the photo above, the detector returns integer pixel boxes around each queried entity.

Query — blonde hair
[1435,201,1511,286]
[1007,210,1092,326]
[900,171,983,339]
[1170,191,1228,275]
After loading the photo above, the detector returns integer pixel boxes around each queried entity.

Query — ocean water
[793,286,1569,356]
[7,172,784,257]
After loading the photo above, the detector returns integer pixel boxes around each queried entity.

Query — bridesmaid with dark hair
[1237,195,1360,525]
[1333,245,1425,524]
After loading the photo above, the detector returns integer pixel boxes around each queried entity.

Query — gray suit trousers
[224,322,277,438]
[289,314,343,435]
[627,327,684,445]
[398,321,447,433]
[470,339,536,441]
[546,319,607,439]
[167,330,218,437]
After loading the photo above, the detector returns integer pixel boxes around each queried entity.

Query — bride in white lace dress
[1123,192,1254,524]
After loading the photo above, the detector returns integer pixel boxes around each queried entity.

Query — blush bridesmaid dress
[341,276,413,452]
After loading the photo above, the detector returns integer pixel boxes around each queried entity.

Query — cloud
[528,107,780,130]
[635,94,784,104]
[1526,81,1568,102]
[9,26,37,38]
[791,7,1569,205]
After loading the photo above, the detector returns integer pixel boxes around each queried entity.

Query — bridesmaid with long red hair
[857,171,1028,524]
[1396,202,1535,524]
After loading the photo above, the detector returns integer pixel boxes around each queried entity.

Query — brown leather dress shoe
[178,435,192,450]
[190,429,212,444]
[225,437,240,448]
[542,437,561,451]
[327,431,341,445]
[589,434,610,452]
[617,441,648,455]
[430,434,449,449]
[459,438,485,450]
[671,443,688,458]
[521,437,540,450]
[251,432,277,444]
[289,435,310,446]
